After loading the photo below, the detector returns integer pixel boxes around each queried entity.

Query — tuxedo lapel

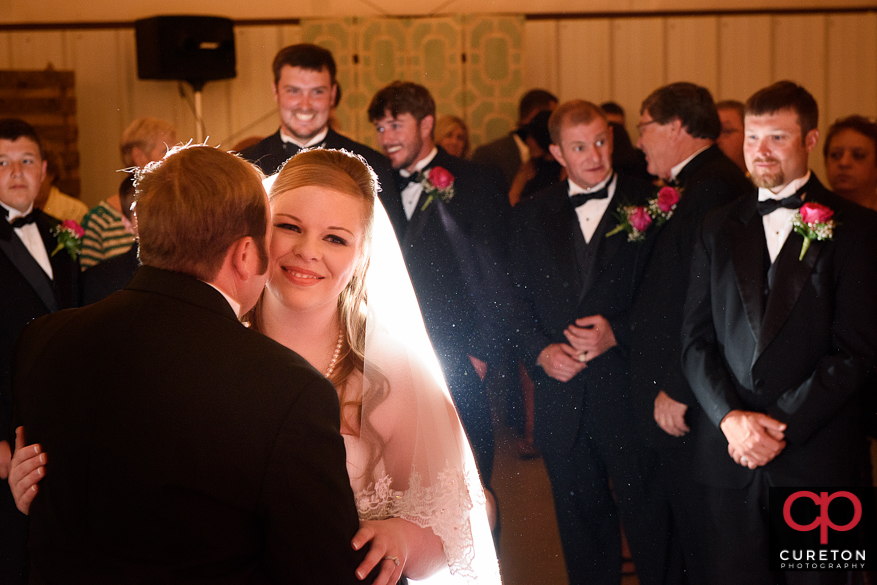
[545,187,585,295]
[756,220,823,360]
[727,200,764,349]
[0,218,58,312]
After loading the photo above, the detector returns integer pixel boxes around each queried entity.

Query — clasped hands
[719,409,787,469]
[537,315,616,382]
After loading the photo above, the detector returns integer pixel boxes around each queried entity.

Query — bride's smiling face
[266,185,367,313]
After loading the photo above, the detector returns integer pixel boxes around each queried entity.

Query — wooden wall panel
[4,12,876,210]
[826,13,877,124]
[523,20,560,99]
[69,30,126,205]
[666,17,719,95]
[557,20,611,104]
[8,31,69,70]
[717,15,772,102]
[221,25,286,150]
[612,18,665,129]
[0,34,12,68]
[773,15,826,106]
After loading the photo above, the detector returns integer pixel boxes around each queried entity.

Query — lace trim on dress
[354,467,484,581]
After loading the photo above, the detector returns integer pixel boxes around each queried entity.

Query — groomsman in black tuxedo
[366,81,509,489]
[630,82,750,583]
[0,118,80,584]
[510,100,662,585]
[682,81,877,584]
[239,43,396,208]
[10,145,369,583]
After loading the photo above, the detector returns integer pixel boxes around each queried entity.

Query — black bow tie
[663,178,679,188]
[756,185,807,216]
[9,211,38,228]
[396,170,424,193]
[569,177,612,208]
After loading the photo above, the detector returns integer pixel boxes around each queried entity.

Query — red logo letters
[783,491,862,545]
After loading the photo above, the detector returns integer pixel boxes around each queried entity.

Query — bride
[10,148,500,585]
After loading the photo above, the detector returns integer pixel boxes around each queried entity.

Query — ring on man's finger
[384,556,400,566]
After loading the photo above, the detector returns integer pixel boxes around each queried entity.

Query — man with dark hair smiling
[682,80,877,584]
[240,43,396,211]
[367,81,508,496]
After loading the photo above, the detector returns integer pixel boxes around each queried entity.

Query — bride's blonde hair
[245,149,378,434]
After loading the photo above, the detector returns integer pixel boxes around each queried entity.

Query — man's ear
[230,236,260,280]
[549,143,567,169]
[804,128,819,154]
[420,114,435,141]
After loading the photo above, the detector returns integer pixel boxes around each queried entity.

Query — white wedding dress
[264,156,501,584]
[344,198,501,584]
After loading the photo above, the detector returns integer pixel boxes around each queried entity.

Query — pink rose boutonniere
[791,202,835,260]
[51,219,85,260]
[419,166,455,211]
[607,185,681,242]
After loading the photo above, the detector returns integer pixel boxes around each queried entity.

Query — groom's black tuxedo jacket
[509,175,654,454]
[12,266,366,584]
[629,145,749,449]
[682,176,877,489]
[0,209,80,437]
[385,147,510,374]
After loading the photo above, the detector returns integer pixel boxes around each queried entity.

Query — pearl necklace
[325,330,344,378]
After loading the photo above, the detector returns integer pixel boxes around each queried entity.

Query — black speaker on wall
[135,15,236,90]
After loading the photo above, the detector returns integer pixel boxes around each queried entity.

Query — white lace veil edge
[359,196,500,583]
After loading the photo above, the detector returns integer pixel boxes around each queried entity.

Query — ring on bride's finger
[384,556,400,566]
[740,456,749,465]
[577,352,588,362]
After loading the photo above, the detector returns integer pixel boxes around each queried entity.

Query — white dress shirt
[2,201,53,279]
[206,282,242,319]
[399,147,439,220]
[568,172,617,244]
[279,127,329,149]
[760,171,811,263]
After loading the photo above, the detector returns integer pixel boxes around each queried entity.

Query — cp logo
[783,491,862,544]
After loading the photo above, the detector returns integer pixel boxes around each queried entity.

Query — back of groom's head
[135,146,269,281]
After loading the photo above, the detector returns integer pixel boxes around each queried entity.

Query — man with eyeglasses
[629,82,750,584]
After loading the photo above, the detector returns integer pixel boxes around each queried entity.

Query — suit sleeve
[680,214,748,427]
[258,374,371,584]
[766,224,877,444]
[507,206,554,366]
[662,176,745,405]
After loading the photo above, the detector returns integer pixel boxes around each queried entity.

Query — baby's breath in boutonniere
[791,202,835,260]
[607,185,681,242]
[51,220,85,260]
[419,166,455,211]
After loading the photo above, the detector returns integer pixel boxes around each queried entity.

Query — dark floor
[490,412,639,585]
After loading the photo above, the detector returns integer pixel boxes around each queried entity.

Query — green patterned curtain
[301,16,524,151]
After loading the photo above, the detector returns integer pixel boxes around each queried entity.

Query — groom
[10,146,369,583]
